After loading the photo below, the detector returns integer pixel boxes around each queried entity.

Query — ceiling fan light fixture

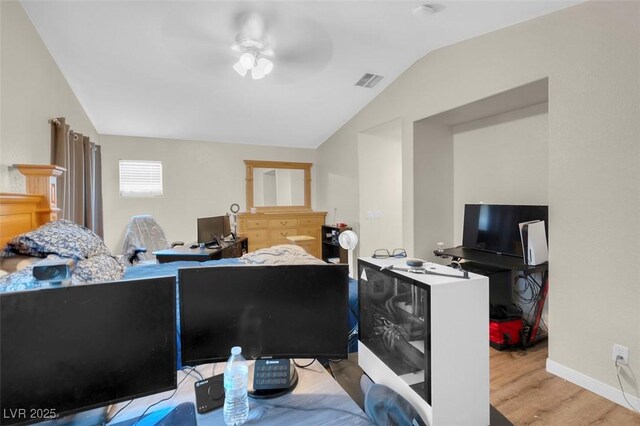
[233,60,248,77]
[251,66,266,80]
[257,58,273,75]
[239,52,256,69]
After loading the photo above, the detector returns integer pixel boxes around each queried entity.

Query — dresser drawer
[269,228,297,243]
[268,218,298,229]
[245,229,268,242]
[296,226,318,239]
[298,217,319,227]
[295,240,317,257]
[248,241,271,252]
[246,219,269,229]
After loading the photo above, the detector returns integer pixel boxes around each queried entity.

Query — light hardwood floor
[491,341,640,425]
[331,342,640,425]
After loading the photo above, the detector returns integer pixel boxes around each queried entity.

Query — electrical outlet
[612,344,629,366]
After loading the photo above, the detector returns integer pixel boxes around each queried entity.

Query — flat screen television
[0,277,177,425]
[462,204,548,257]
[179,264,349,365]
[197,215,231,243]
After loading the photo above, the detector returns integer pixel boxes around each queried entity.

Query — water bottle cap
[231,346,242,355]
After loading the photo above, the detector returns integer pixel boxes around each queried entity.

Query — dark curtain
[50,117,104,237]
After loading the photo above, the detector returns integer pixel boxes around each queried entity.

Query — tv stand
[435,246,549,345]
[248,359,299,399]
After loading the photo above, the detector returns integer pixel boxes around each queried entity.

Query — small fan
[339,230,359,278]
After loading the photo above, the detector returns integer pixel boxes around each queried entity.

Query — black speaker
[194,374,224,414]
[32,258,74,282]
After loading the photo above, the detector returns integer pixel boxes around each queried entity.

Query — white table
[108,360,372,425]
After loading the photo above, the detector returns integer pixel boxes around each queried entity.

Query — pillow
[74,253,126,282]
[4,220,110,259]
[0,255,41,273]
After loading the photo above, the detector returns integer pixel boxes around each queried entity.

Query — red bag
[489,317,522,350]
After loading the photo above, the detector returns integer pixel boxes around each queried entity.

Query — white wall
[100,134,316,253]
[358,119,403,257]
[0,1,98,193]
[413,120,454,261]
[316,1,640,403]
[452,103,549,244]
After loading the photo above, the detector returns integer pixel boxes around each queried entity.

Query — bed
[0,182,359,366]
[123,254,359,365]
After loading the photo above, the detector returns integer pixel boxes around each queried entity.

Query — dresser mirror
[245,160,312,212]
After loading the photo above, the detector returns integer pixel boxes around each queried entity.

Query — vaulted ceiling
[22,1,579,148]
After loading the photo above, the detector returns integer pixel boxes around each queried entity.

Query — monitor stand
[248,359,299,399]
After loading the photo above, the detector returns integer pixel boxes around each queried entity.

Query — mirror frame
[245,160,312,212]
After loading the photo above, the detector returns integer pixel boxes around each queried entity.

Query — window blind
[119,160,163,197]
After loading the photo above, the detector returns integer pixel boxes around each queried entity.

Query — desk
[109,360,371,426]
[154,238,248,264]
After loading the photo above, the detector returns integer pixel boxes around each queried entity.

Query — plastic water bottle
[223,346,249,426]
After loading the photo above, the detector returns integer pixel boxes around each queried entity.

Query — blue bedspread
[123,259,359,366]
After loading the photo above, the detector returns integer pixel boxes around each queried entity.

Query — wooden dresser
[237,211,326,258]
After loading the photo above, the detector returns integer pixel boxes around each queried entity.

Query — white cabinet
[358,257,489,426]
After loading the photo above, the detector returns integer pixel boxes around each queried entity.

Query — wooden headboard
[0,193,42,248]
[0,164,65,249]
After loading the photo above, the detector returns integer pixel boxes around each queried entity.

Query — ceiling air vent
[355,73,383,88]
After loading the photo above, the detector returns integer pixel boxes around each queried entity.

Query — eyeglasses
[372,248,407,259]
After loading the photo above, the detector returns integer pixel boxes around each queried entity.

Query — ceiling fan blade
[160,3,235,76]
[235,11,267,40]
[268,17,333,83]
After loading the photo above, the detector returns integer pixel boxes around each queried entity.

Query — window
[119,160,163,197]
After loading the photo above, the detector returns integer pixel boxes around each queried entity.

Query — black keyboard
[253,359,290,390]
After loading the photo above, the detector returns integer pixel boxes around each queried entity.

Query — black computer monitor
[178,264,349,365]
[197,215,231,243]
[0,277,177,425]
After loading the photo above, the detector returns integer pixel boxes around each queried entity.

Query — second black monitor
[179,264,349,365]
[197,215,231,243]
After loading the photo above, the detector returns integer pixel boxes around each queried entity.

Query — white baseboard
[546,358,640,411]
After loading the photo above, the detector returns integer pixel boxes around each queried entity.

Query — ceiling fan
[161,4,333,84]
